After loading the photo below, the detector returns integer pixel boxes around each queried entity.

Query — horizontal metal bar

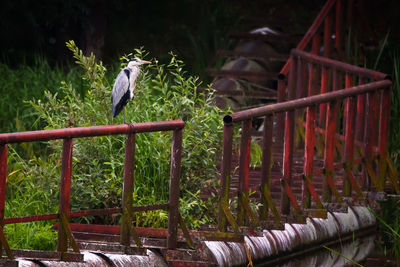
[292,49,389,80]
[0,120,184,144]
[70,204,169,218]
[4,204,169,224]
[224,80,391,123]
[3,213,58,224]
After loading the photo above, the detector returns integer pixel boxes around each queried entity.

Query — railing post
[344,95,356,197]
[303,58,318,208]
[378,88,391,189]
[167,128,183,249]
[0,145,7,226]
[335,0,344,60]
[57,138,73,253]
[342,73,353,135]
[311,32,321,56]
[318,14,332,127]
[276,75,286,144]
[260,115,273,220]
[323,69,339,202]
[0,144,13,259]
[323,13,333,58]
[120,133,136,247]
[303,105,316,208]
[281,56,297,215]
[365,91,378,190]
[355,77,367,142]
[237,120,251,226]
[218,123,234,232]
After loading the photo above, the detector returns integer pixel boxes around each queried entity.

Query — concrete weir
[204,206,376,266]
[13,206,376,266]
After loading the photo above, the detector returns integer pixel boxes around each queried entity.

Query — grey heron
[111,58,151,123]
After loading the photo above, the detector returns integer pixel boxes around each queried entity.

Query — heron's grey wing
[111,69,130,118]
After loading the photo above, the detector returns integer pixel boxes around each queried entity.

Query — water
[258,235,377,266]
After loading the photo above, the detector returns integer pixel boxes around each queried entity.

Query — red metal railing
[0,120,184,259]
[218,49,394,231]
[277,0,355,140]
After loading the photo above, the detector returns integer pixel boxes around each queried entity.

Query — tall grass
[0,58,84,133]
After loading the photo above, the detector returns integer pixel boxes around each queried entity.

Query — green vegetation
[0,58,83,134]
[3,41,224,249]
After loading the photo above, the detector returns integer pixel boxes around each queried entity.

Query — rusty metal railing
[0,120,185,260]
[218,49,395,232]
[277,0,355,139]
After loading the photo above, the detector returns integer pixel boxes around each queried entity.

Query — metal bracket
[59,213,80,254]
[239,192,260,228]
[221,202,241,234]
[343,163,365,203]
[303,174,324,209]
[385,154,400,194]
[122,207,142,248]
[323,168,343,203]
[260,184,281,226]
[281,179,304,223]
[363,159,383,191]
[178,212,194,249]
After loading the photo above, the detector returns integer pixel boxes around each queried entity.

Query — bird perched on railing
[111,58,151,123]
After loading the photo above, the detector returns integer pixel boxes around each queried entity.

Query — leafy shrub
[5,40,224,248]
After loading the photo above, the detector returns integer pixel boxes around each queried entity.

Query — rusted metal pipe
[120,133,136,247]
[237,120,251,225]
[224,80,391,123]
[292,49,389,80]
[336,0,344,60]
[0,120,184,144]
[323,98,338,202]
[0,145,7,226]
[259,115,273,220]
[57,138,73,253]
[281,56,297,215]
[303,105,316,208]
[167,128,183,249]
[343,96,357,196]
[319,13,333,126]
[276,77,286,144]
[355,77,367,142]
[365,91,379,190]
[218,123,234,231]
[378,89,391,189]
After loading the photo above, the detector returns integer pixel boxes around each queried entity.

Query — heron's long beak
[139,60,151,65]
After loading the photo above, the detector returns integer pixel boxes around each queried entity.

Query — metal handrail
[0,120,184,143]
[0,120,184,258]
[218,48,393,231]
[224,79,391,123]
